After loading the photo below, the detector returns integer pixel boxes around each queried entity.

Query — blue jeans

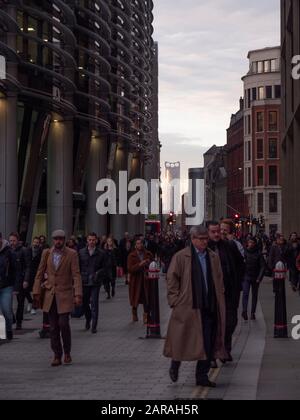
[0,287,14,333]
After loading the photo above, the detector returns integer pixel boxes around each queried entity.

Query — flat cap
[52,230,66,239]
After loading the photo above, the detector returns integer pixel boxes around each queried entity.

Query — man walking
[25,237,43,315]
[0,233,15,341]
[207,221,245,362]
[33,230,82,367]
[79,233,106,334]
[9,232,30,331]
[164,226,227,388]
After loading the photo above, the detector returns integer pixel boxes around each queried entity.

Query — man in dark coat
[24,237,43,315]
[127,239,153,323]
[79,233,107,334]
[207,221,245,362]
[9,232,30,331]
[0,233,16,340]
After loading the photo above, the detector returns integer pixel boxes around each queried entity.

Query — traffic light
[167,212,176,226]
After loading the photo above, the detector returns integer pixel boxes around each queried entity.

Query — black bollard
[273,261,288,339]
[146,263,161,339]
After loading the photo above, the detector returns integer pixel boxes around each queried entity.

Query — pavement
[0,275,300,400]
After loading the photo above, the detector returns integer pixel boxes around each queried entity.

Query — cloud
[153,0,280,188]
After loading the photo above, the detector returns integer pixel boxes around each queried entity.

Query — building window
[275,85,281,99]
[247,89,251,109]
[269,165,278,185]
[257,193,264,214]
[266,86,273,99]
[264,60,271,73]
[248,168,252,187]
[245,141,251,161]
[257,112,264,132]
[257,166,264,186]
[256,138,264,159]
[258,61,264,73]
[269,138,278,159]
[271,59,277,72]
[252,87,257,101]
[269,193,278,213]
[258,87,265,100]
[269,111,278,131]
[247,115,251,135]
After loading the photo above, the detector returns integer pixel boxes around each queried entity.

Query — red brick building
[226,99,248,219]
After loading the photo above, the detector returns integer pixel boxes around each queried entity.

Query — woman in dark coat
[242,238,266,321]
[103,237,118,299]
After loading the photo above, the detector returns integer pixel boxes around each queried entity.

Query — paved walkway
[1,276,300,400]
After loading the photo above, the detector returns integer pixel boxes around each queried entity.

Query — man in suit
[33,230,82,367]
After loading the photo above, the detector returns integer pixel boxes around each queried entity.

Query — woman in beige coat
[164,226,227,388]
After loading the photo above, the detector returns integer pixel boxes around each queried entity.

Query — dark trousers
[225,293,240,354]
[242,276,260,315]
[104,278,116,296]
[171,312,217,381]
[16,288,33,324]
[48,298,71,358]
[290,269,299,289]
[83,286,100,329]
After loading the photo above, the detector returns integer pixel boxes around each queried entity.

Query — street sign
[0,55,6,80]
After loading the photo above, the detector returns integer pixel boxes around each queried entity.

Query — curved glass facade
[0,0,158,240]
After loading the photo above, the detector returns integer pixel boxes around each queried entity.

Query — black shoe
[85,320,91,331]
[39,329,50,339]
[242,312,248,321]
[6,331,13,341]
[16,323,22,331]
[112,288,115,298]
[251,314,256,321]
[169,367,179,383]
[196,378,217,388]
[220,353,233,364]
[106,295,111,300]
[211,360,218,369]
[91,328,97,334]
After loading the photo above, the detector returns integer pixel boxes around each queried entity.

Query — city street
[1,275,300,401]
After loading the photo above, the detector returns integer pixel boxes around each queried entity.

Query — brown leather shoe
[132,308,138,322]
[64,354,73,365]
[143,313,148,325]
[51,358,62,367]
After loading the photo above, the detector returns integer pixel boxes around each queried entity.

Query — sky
[153,0,280,189]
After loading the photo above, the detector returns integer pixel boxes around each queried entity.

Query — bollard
[273,261,288,339]
[0,315,6,340]
[146,261,161,339]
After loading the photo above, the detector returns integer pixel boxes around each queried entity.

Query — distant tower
[165,162,181,212]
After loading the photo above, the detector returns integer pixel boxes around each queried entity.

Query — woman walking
[242,238,266,321]
[104,237,118,299]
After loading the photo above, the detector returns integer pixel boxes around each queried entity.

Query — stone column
[0,94,18,237]
[110,143,128,241]
[47,116,73,238]
[86,135,108,236]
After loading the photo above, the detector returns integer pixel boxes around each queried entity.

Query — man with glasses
[164,226,227,388]
[33,230,82,367]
